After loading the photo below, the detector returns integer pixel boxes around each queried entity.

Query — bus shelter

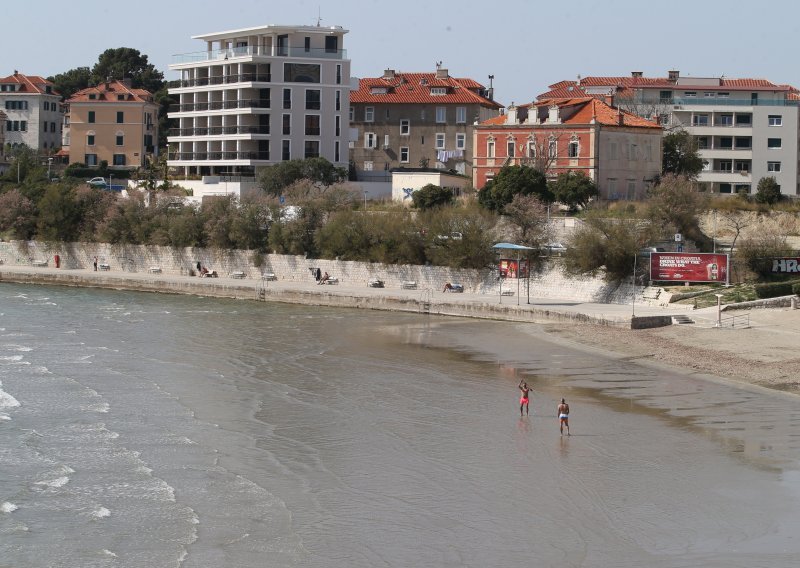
[493,242,534,305]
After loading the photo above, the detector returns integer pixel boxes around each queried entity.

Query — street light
[47,157,53,181]
[631,253,638,318]
[714,293,724,327]
[363,190,368,211]
[713,209,717,254]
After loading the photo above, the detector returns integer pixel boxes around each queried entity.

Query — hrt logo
[772,258,800,273]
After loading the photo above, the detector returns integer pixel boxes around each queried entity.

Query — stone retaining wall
[0,240,636,304]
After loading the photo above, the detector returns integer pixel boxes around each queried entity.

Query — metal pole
[713,209,717,253]
[715,294,723,327]
[516,252,520,305]
[631,253,638,318]
[48,158,52,181]
[363,191,367,211]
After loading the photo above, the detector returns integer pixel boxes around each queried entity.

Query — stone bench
[262,272,277,281]
[500,289,515,296]
[401,281,417,290]
[230,271,246,279]
[323,277,339,285]
[32,260,48,267]
[98,263,111,271]
[368,279,385,288]
[148,266,162,274]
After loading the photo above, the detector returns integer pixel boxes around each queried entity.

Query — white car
[545,242,567,254]
[87,177,107,187]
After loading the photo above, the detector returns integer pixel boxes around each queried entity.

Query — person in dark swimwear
[519,381,532,416]
[558,398,570,435]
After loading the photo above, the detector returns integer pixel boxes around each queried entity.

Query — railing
[717,312,750,328]
[177,74,271,88]
[673,97,799,107]
[169,99,270,112]
[173,45,347,64]
[169,151,270,161]
[169,125,268,136]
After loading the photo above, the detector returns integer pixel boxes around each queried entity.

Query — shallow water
[0,283,798,567]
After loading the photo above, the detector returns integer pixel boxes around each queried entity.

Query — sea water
[1,283,800,567]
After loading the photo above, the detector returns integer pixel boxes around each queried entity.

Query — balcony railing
[177,73,271,88]
[169,125,268,136]
[169,151,270,161]
[673,97,799,107]
[172,45,347,65]
[169,99,270,112]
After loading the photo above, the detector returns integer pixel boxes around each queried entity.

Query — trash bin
[54,254,60,268]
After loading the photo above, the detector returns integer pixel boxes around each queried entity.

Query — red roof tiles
[67,80,154,103]
[351,72,501,107]
[0,72,59,96]
[480,97,660,129]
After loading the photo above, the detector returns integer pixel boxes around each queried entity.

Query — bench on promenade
[500,289,514,296]
[323,277,339,285]
[148,266,162,274]
[98,263,111,271]
[32,260,48,267]
[368,279,385,288]
[230,271,246,279]
[262,272,277,281]
[401,281,417,290]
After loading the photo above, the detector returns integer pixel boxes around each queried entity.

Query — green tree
[91,48,165,93]
[258,158,347,196]
[478,165,551,212]
[411,183,454,209]
[47,67,92,100]
[422,205,498,269]
[646,174,709,247]
[503,194,550,248]
[754,176,782,205]
[662,130,704,179]
[36,184,81,242]
[549,172,598,212]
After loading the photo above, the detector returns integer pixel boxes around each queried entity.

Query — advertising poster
[650,252,729,283]
[498,259,529,279]
[771,258,800,274]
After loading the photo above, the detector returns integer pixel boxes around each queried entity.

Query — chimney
[506,103,518,124]
[548,105,560,124]
[668,70,680,81]
[577,74,581,86]
[383,69,395,80]
[13,70,18,76]
[631,71,643,78]
[435,67,449,80]
[618,108,625,126]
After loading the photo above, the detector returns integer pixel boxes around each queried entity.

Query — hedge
[754,280,800,299]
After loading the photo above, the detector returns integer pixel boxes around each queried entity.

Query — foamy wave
[1,502,18,513]
[0,414,10,421]
[0,382,20,410]
[0,355,23,362]
[101,549,117,558]
[92,507,111,519]
[89,402,110,413]
[36,476,69,488]
[2,344,32,352]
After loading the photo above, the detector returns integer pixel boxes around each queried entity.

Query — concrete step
[672,314,694,325]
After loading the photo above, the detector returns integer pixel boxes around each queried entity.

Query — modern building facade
[66,80,159,169]
[473,97,662,200]
[0,71,62,152]
[539,71,800,197]
[349,67,501,182]
[168,24,351,178]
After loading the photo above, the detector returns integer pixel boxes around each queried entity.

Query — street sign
[674,233,682,242]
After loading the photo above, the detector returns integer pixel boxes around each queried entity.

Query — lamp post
[109,173,113,190]
[363,190,368,211]
[47,157,53,181]
[631,252,638,318]
[714,293,724,327]
[713,209,717,253]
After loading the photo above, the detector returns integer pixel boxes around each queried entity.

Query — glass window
[719,137,733,149]
[697,136,709,149]
[87,134,95,146]
[305,89,321,110]
[768,115,782,126]
[400,119,410,135]
[506,140,514,157]
[304,140,319,158]
[85,154,98,166]
[456,133,466,150]
[335,90,341,111]
[364,132,376,148]
[363,161,373,171]
[282,140,291,161]
[349,107,354,121]
[659,90,673,103]
[335,115,340,137]
[113,154,126,166]
[568,141,579,158]
[684,91,696,97]
[435,107,446,123]
[768,161,782,172]
[20,121,26,131]
[735,113,752,126]
[284,63,320,83]
[719,160,732,172]
[282,114,291,135]
[719,183,732,194]
[88,111,95,123]
[717,114,733,126]
[548,140,557,158]
[435,133,445,149]
[456,107,466,123]
[305,115,320,136]
[735,137,751,149]
[487,140,495,158]
[336,64,342,85]
[365,107,374,122]
[116,111,124,124]
[326,36,339,54]
[116,134,123,146]
[400,147,409,163]
[334,140,340,162]
[304,37,311,52]
[283,88,291,109]
[768,138,782,149]
[693,114,709,126]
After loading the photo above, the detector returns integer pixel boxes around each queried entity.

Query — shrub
[754,280,800,299]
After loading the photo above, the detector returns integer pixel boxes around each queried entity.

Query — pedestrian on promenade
[93,257,98,271]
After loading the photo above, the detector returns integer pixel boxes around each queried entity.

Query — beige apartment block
[67,80,159,169]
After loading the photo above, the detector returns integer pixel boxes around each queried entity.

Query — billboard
[771,258,800,274]
[498,259,529,279]
[650,252,729,283]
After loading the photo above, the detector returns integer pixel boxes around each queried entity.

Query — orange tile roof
[0,72,59,96]
[480,97,660,129]
[351,72,501,107]
[67,80,154,104]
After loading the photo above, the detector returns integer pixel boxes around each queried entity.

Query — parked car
[544,242,567,255]
[87,177,107,187]
[639,246,666,256]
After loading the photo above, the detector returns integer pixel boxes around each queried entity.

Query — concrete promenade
[0,264,679,327]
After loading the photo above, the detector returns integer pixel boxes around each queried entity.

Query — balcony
[673,97,798,107]
[176,73,271,88]
[169,125,268,137]
[172,45,347,65]
[169,151,270,161]
[169,99,271,113]
[697,170,752,183]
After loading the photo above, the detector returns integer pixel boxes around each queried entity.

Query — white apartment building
[0,71,63,153]
[168,24,351,179]
[540,71,800,197]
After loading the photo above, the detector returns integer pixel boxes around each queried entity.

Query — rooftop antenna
[316,7,322,27]
[436,61,442,70]
[488,74,495,88]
